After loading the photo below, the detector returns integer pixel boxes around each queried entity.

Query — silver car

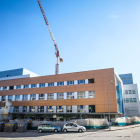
[63,123,86,133]
[38,124,61,133]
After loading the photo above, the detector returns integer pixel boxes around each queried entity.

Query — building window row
[124,98,137,103]
[125,108,138,112]
[13,105,92,113]
[1,91,95,101]
[124,90,136,95]
[0,78,94,91]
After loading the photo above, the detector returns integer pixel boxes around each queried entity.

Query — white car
[63,123,86,133]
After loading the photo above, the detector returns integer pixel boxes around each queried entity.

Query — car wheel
[54,129,58,133]
[63,129,67,133]
[78,129,82,133]
[38,129,43,133]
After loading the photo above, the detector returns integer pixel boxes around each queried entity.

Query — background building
[0,68,123,121]
[119,73,140,117]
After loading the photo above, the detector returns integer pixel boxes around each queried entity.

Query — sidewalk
[104,124,140,131]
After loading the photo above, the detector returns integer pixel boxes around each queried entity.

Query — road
[0,127,140,140]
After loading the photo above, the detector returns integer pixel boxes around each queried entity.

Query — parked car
[38,124,61,133]
[62,123,86,133]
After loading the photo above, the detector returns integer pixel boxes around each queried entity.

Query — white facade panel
[64,81,67,86]
[85,79,88,84]
[36,94,39,100]
[85,91,89,98]
[54,82,57,86]
[74,80,77,85]
[45,83,48,87]
[72,106,77,113]
[45,94,47,100]
[53,106,56,113]
[123,84,140,117]
[28,95,30,101]
[44,106,47,113]
[27,106,29,112]
[74,92,77,99]
[13,95,15,101]
[64,92,67,99]
[19,106,23,112]
[35,106,38,113]
[54,93,57,100]
[20,95,23,101]
[63,106,66,113]
[6,96,8,101]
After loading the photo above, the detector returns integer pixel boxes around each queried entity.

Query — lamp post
[107,80,113,131]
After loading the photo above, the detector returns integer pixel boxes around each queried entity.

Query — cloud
[109,15,119,18]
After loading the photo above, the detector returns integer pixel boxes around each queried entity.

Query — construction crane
[37,0,63,75]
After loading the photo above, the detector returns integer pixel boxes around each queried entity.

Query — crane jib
[37,0,63,75]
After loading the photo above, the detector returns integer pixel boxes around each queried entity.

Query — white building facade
[119,74,140,117]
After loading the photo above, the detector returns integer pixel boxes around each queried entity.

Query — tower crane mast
[37,0,63,75]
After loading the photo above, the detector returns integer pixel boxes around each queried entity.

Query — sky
[0,0,140,93]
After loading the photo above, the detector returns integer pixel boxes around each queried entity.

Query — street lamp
[107,80,113,131]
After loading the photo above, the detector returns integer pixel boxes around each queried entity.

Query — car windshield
[76,124,80,126]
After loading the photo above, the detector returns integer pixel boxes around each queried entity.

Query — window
[78,91,85,99]
[78,80,85,84]
[47,106,54,113]
[38,106,44,112]
[67,106,72,113]
[133,98,137,102]
[24,85,29,89]
[57,106,64,113]
[31,84,37,88]
[125,90,128,94]
[131,108,138,112]
[23,106,27,112]
[125,98,129,103]
[8,96,13,101]
[88,79,94,83]
[132,90,136,94]
[30,94,36,100]
[3,87,7,90]
[89,105,95,113]
[67,81,74,85]
[89,91,95,98]
[39,83,45,88]
[29,106,35,112]
[129,90,132,94]
[15,95,20,101]
[2,96,6,101]
[16,85,21,89]
[9,86,14,90]
[23,95,28,101]
[126,108,138,112]
[78,105,86,113]
[14,106,19,112]
[39,94,45,100]
[65,123,73,126]
[130,98,133,103]
[67,92,74,99]
[48,93,54,100]
[57,82,64,86]
[48,83,54,87]
[57,93,64,100]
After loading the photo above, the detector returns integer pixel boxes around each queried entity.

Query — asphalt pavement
[0,124,140,140]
